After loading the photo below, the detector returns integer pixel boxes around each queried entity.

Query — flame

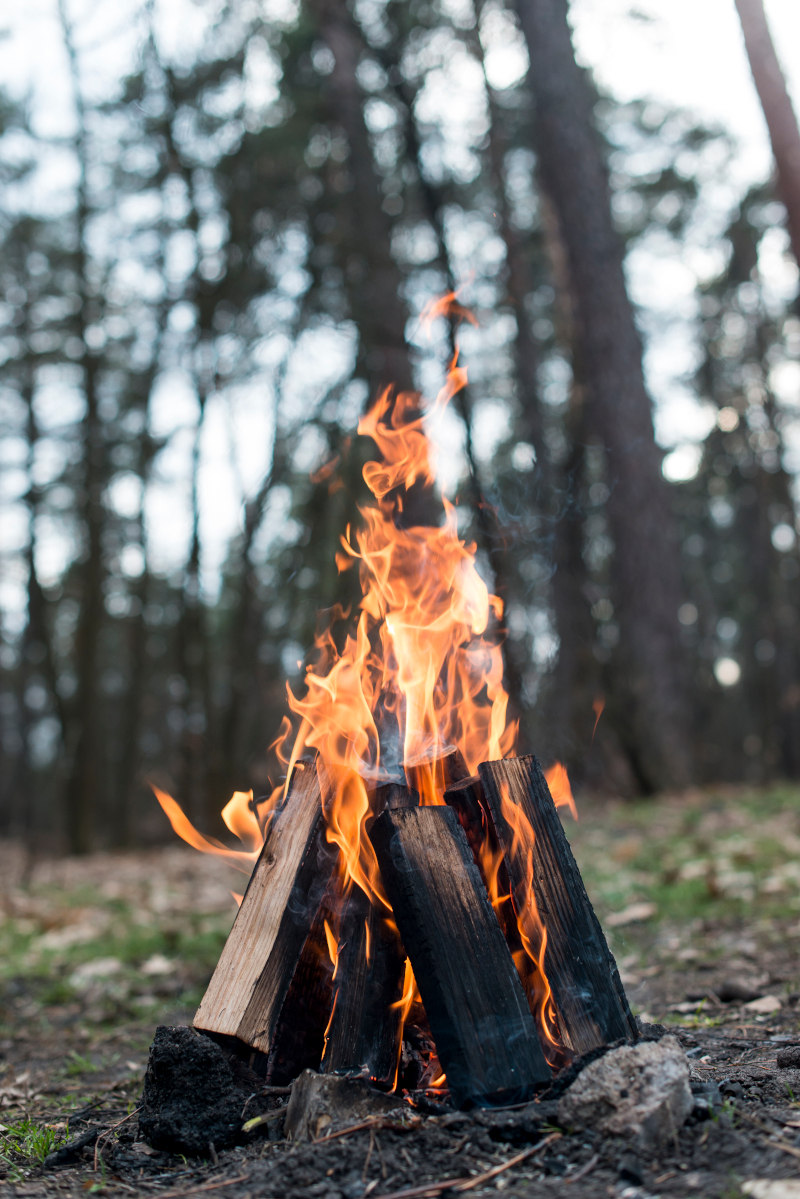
[154,304,571,1082]
[591,696,604,745]
[497,779,562,1065]
[544,762,577,821]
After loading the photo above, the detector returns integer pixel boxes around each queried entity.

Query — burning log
[265,882,338,1084]
[320,781,416,1086]
[320,885,406,1087]
[194,757,337,1062]
[477,755,637,1055]
[369,803,552,1107]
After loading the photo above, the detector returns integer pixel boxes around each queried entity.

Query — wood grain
[194,758,337,1055]
[369,804,551,1107]
[478,755,637,1055]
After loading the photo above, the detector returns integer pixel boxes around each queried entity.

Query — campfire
[153,329,636,1111]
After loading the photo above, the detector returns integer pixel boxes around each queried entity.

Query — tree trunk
[734,0,800,268]
[59,0,107,852]
[308,0,414,398]
[514,0,692,790]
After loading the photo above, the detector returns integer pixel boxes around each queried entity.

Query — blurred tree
[513,0,692,791]
[734,0,800,270]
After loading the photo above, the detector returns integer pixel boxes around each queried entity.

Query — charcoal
[139,1025,273,1156]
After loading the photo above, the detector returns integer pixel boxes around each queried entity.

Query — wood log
[404,746,469,801]
[194,757,338,1057]
[478,755,638,1056]
[369,804,552,1107]
[320,883,406,1087]
[265,877,338,1085]
[320,781,415,1087]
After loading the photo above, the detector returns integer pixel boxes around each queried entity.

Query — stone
[743,1182,800,1199]
[777,1046,800,1069]
[557,1035,692,1151]
[139,1025,272,1156]
[716,980,764,1004]
[284,1071,405,1142]
[744,995,782,1014]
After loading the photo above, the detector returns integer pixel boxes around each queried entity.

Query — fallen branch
[373,1131,561,1199]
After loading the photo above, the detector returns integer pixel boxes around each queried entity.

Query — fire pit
[148,352,635,1127]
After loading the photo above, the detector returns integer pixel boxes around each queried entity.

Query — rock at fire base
[557,1036,692,1151]
[284,1070,405,1142]
[139,1026,271,1156]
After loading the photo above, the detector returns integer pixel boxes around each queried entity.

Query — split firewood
[194,757,337,1059]
[478,755,638,1055]
[369,804,552,1107]
[321,882,406,1087]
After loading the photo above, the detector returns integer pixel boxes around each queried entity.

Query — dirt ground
[4,783,800,1198]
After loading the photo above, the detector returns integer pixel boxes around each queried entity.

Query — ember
[154,309,634,1109]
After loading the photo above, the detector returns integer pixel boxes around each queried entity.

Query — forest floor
[3,784,800,1198]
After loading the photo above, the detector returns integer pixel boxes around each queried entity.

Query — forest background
[1,0,800,854]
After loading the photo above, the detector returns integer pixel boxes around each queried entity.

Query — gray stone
[557,1035,692,1151]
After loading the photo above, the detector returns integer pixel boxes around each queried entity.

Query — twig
[736,1109,800,1160]
[314,1113,421,1143]
[362,1127,376,1181]
[565,1152,599,1183]
[144,1174,249,1199]
[373,1132,561,1199]
[242,1110,286,1133]
[93,1106,141,1172]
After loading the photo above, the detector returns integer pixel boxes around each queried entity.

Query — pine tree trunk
[514,0,692,790]
[308,0,414,397]
[734,0,800,268]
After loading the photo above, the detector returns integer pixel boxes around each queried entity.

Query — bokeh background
[1,0,800,853]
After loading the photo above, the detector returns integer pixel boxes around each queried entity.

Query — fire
[154,299,578,1086]
[544,762,577,821]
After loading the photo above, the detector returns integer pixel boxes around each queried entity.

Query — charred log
[369,803,552,1107]
[478,755,637,1055]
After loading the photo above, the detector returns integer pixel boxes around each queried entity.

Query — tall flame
[154,309,578,1084]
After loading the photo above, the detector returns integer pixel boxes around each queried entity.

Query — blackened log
[266,876,339,1084]
[369,804,551,1107]
[404,746,469,802]
[444,774,523,956]
[372,781,420,814]
[321,884,406,1088]
[478,755,637,1054]
[194,758,337,1056]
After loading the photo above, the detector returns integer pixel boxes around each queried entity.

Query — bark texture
[514,0,692,789]
[308,0,414,397]
[735,0,800,268]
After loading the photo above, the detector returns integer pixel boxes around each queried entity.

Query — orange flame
[497,779,562,1064]
[544,762,577,821]
[591,696,604,745]
[154,304,571,1081]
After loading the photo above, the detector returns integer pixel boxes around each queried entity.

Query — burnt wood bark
[265,877,339,1084]
[514,0,692,791]
[478,755,637,1056]
[194,758,337,1057]
[321,884,406,1088]
[369,804,551,1107]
